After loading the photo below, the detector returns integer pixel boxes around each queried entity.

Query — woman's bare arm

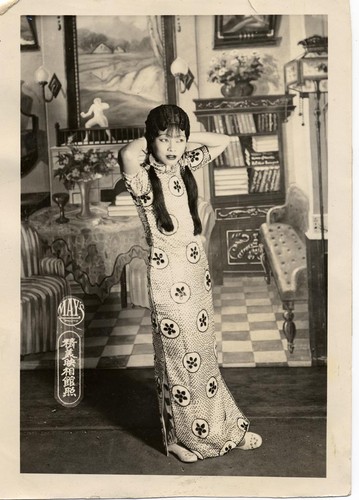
[187,131,230,161]
[118,137,147,176]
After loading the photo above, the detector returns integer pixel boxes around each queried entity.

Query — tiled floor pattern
[21,276,312,369]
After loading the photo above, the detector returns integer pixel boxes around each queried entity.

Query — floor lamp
[284,35,328,240]
[284,34,328,344]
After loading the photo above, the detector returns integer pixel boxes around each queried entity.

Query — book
[245,148,278,159]
[115,193,136,206]
[213,115,221,134]
[242,113,252,133]
[108,207,137,213]
[247,113,257,133]
[214,167,247,177]
[244,147,279,166]
[237,113,248,134]
[252,135,279,152]
[231,114,240,134]
[218,115,226,134]
[224,115,233,134]
[215,187,249,196]
[225,137,245,166]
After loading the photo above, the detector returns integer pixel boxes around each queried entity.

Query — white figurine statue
[80,97,111,142]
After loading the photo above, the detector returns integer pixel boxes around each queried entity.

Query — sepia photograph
[0,0,352,499]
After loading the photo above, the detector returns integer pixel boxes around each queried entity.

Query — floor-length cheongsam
[124,146,250,459]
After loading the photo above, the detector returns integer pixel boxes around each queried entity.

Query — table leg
[120,266,127,308]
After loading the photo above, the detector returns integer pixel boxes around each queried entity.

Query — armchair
[21,222,71,355]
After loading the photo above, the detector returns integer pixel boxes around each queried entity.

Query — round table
[29,203,149,302]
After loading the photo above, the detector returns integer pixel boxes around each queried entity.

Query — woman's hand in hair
[187,132,230,161]
[119,137,147,176]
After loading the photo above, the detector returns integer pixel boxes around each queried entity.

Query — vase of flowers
[55,145,118,219]
[208,51,264,97]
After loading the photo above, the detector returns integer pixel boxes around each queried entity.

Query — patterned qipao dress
[124,145,250,460]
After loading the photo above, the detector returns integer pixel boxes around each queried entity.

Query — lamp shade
[170,57,189,77]
[284,35,328,95]
[35,65,50,83]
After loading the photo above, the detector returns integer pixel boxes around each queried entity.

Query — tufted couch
[21,222,71,355]
[127,197,216,308]
[259,185,309,352]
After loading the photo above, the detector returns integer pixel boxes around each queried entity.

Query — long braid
[180,164,202,235]
[148,165,174,232]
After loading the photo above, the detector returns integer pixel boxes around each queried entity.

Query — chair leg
[282,301,296,353]
[259,243,271,284]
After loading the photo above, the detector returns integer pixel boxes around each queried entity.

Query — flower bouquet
[208,50,264,96]
[55,145,118,219]
[55,145,118,190]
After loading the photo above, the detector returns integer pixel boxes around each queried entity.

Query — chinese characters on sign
[55,296,84,407]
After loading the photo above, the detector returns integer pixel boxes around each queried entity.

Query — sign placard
[55,296,85,407]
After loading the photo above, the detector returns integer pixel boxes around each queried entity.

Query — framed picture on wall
[64,15,176,129]
[20,16,39,51]
[214,15,281,48]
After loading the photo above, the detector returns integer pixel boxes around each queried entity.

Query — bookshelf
[194,94,295,283]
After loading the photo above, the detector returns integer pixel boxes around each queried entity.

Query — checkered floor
[21,276,312,369]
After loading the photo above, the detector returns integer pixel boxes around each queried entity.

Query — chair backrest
[21,222,42,278]
[285,184,309,237]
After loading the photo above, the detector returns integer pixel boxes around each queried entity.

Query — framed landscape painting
[64,15,176,129]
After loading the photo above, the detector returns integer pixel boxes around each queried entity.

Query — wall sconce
[170,57,195,93]
[35,65,62,103]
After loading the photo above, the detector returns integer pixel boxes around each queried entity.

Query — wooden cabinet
[194,95,294,284]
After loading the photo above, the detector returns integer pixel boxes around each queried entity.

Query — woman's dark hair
[145,104,202,235]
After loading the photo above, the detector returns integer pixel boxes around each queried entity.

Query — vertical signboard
[55,296,85,407]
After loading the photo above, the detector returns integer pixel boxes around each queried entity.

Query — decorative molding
[194,94,294,112]
[226,229,261,265]
[216,206,270,220]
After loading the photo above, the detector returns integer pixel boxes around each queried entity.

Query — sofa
[259,185,309,352]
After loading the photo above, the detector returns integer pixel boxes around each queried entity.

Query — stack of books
[251,135,279,153]
[255,113,278,132]
[212,113,257,135]
[214,167,248,197]
[244,147,279,169]
[107,191,138,217]
[216,136,245,167]
[246,136,280,193]
[248,165,280,193]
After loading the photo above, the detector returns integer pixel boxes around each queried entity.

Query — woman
[119,104,262,462]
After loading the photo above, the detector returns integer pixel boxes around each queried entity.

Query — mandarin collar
[146,154,179,174]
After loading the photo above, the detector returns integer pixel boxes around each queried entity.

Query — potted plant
[207,50,264,97]
[55,145,118,219]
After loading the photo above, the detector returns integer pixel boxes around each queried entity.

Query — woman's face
[152,128,187,166]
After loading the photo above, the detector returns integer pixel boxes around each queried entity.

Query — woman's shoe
[168,443,198,463]
[236,432,262,450]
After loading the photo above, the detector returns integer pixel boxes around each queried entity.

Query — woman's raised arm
[118,137,147,176]
[187,131,230,161]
